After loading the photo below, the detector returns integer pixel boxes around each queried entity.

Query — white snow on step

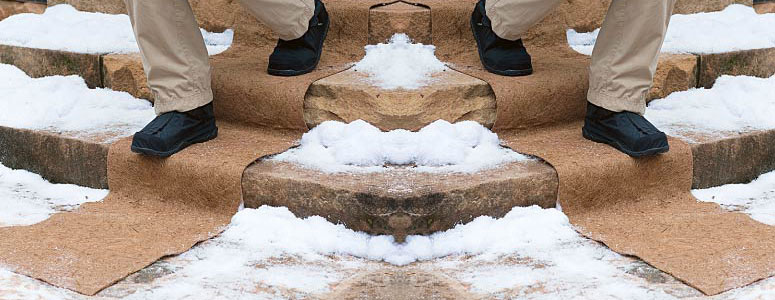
[0,4,233,55]
[693,170,775,226]
[0,64,155,140]
[645,74,775,141]
[0,163,107,227]
[353,33,448,90]
[568,4,775,55]
[272,119,528,173]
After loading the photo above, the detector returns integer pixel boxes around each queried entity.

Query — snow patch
[271,119,528,173]
[568,4,775,55]
[0,163,107,227]
[693,170,775,226]
[645,74,775,140]
[0,4,233,55]
[0,64,155,140]
[353,33,448,90]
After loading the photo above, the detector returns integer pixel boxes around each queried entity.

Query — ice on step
[568,4,775,55]
[0,4,233,55]
[693,171,775,226]
[645,74,775,141]
[353,33,448,90]
[0,163,107,227]
[271,119,528,173]
[0,63,155,140]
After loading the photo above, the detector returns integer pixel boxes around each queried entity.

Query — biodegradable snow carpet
[1,0,774,296]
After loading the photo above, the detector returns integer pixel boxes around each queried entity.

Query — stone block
[755,1,775,13]
[0,45,102,88]
[304,69,497,131]
[242,159,558,241]
[648,54,699,101]
[699,47,775,88]
[689,129,775,189]
[674,0,752,14]
[0,126,109,189]
[369,1,431,45]
[102,53,153,101]
[0,0,45,21]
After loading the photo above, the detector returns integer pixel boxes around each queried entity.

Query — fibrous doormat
[1,0,774,296]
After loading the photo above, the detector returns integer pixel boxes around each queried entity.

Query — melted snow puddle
[0,4,233,55]
[0,63,155,141]
[644,74,775,142]
[271,119,529,174]
[352,33,448,90]
[568,4,775,55]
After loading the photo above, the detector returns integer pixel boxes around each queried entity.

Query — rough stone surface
[689,129,775,189]
[47,0,125,14]
[0,44,102,88]
[323,267,475,300]
[102,53,153,101]
[0,0,45,21]
[755,1,775,13]
[699,47,775,88]
[369,2,431,45]
[242,159,558,240]
[673,0,752,14]
[648,54,698,101]
[0,126,109,189]
[304,69,497,131]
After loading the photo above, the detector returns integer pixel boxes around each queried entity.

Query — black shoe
[131,102,218,157]
[471,0,533,76]
[267,0,329,76]
[582,102,669,158]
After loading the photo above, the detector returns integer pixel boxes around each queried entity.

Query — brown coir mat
[412,0,775,295]
[0,1,381,295]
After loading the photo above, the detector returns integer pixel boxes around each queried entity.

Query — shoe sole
[582,125,669,158]
[470,9,533,77]
[267,11,330,77]
[130,122,219,158]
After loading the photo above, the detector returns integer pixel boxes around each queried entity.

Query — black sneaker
[267,0,329,76]
[582,102,669,158]
[131,102,218,157]
[471,0,533,76]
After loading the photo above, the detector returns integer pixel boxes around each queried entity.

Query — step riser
[699,48,775,88]
[692,130,775,189]
[0,0,45,21]
[0,45,101,88]
[0,126,108,189]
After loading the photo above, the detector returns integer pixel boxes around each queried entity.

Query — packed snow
[645,74,775,140]
[272,119,528,173]
[693,171,775,226]
[568,4,775,55]
[0,163,107,227]
[0,4,233,55]
[353,33,448,90]
[0,64,155,140]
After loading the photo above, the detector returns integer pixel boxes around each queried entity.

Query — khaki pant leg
[124,0,213,115]
[485,0,562,41]
[238,0,315,41]
[588,0,677,114]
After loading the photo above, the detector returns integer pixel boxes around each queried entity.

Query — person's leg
[238,0,329,76]
[471,0,562,76]
[583,0,677,157]
[124,0,217,157]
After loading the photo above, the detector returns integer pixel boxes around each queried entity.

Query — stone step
[239,126,775,239]
[0,0,45,21]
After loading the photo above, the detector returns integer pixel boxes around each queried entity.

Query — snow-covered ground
[568,4,775,55]
[0,4,233,55]
[0,163,107,227]
[272,119,528,174]
[2,165,775,299]
[645,74,775,141]
[353,33,448,90]
[0,63,154,141]
[694,171,775,226]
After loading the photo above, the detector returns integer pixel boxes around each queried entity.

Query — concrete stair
[1,0,775,238]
